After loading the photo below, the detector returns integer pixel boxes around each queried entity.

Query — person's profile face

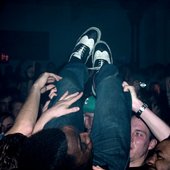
[62,126,92,167]
[147,139,170,170]
[84,112,94,133]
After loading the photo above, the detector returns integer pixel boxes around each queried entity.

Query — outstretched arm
[32,91,83,134]
[122,81,170,142]
[6,72,62,136]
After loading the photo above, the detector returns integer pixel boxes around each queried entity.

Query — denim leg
[44,62,88,132]
[90,64,131,170]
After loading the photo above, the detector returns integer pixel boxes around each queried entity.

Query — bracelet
[136,103,148,118]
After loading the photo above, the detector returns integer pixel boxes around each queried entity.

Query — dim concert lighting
[0,53,9,62]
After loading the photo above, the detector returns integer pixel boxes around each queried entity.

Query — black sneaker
[92,40,113,70]
[91,40,113,95]
[69,27,101,63]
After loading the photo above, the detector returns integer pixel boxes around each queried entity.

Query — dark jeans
[91,64,131,170]
[44,62,131,169]
[44,62,88,132]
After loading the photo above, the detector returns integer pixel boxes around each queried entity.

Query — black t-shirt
[0,133,27,170]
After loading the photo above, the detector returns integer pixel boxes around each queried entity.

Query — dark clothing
[91,64,131,170]
[45,62,88,132]
[45,62,131,170]
[0,133,26,170]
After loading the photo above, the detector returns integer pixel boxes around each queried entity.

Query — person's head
[130,115,157,167]
[0,114,14,134]
[0,133,26,170]
[84,112,94,133]
[83,96,95,133]
[19,127,92,170]
[146,137,170,170]
[62,126,92,168]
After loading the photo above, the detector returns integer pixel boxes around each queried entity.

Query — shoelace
[73,44,89,59]
[89,59,104,70]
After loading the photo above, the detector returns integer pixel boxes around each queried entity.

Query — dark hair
[0,133,26,170]
[18,128,69,170]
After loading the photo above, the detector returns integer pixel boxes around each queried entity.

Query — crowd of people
[0,27,170,170]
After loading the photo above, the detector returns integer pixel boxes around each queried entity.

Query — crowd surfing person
[0,27,132,170]
[44,27,131,170]
[0,71,84,169]
[1,26,169,170]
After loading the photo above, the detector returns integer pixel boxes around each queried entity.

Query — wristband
[136,103,148,118]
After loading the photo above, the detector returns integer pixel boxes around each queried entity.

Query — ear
[148,139,157,150]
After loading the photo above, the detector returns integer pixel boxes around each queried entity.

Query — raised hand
[42,87,57,112]
[92,165,105,170]
[45,91,83,117]
[33,91,83,133]
[122,81,142,112]
[33,72,62,93]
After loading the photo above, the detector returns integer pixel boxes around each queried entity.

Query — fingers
[42,87,57,111]
[122,81,129,92]
[126,86,136,97]
[64,92,82,100]
[42,100,50,112]
[60,92,83,105]
[34,72,62,92]
[59,91,69,101]
[46,73,62,83]
[41,84,56,94]
[48,87,57,99]
[122,81,128,86]
[122,81,137,98]
[64,106,80,114]
[59,91,83,102]
[67,92,83,105]
[92,166,105,170]
[56,92,83,112]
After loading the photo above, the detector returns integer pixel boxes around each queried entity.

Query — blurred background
[0,0,170,70]
[0,0,170,132]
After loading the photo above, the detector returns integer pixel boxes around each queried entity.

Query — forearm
[32,111,54,134]
[133,99,170,141]
[6,85,41,136]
